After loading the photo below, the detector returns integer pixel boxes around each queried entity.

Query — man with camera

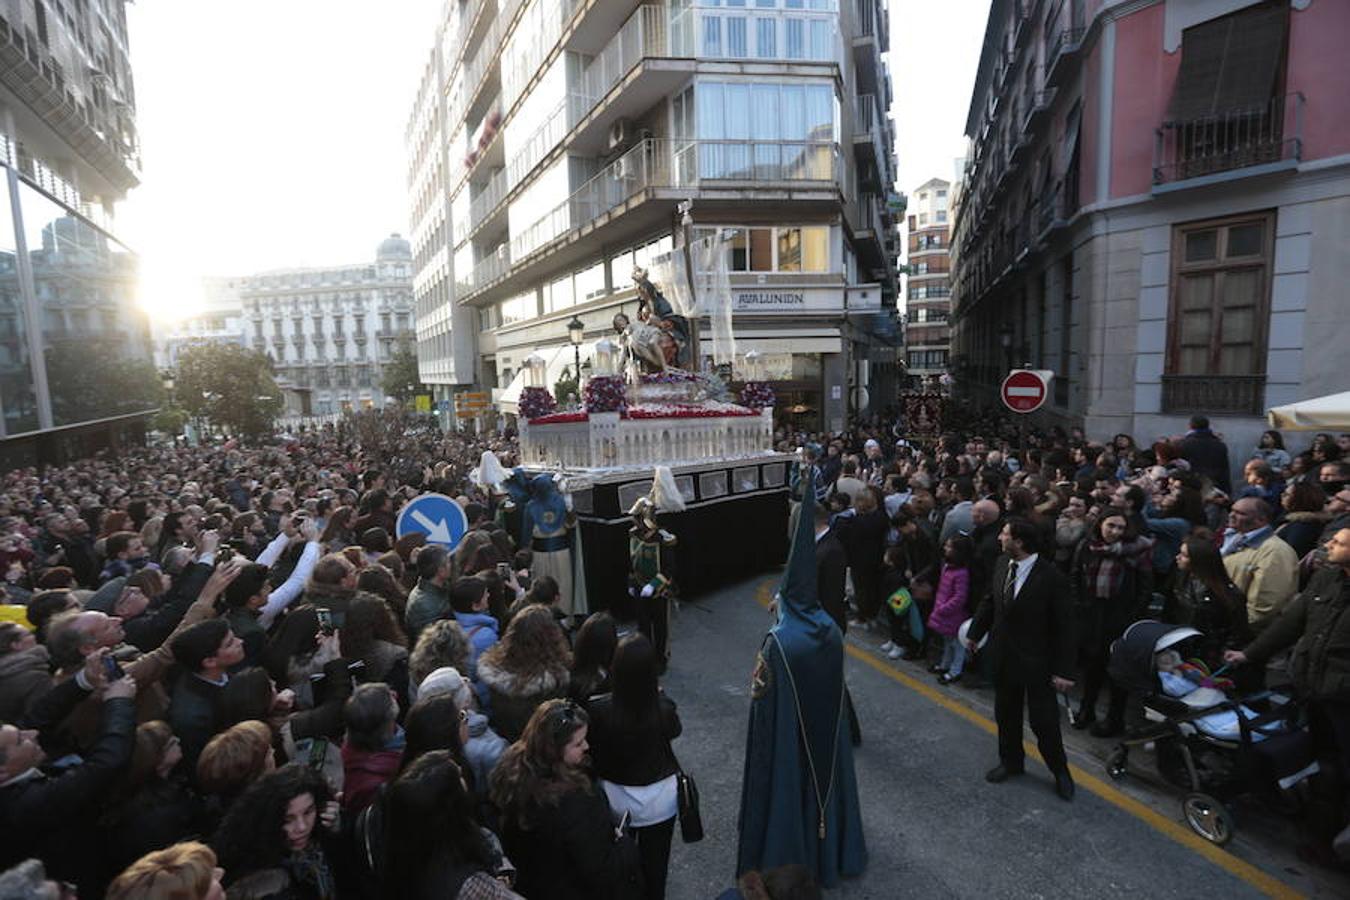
[0,648,138,890]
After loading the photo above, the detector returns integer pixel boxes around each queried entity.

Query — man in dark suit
[966,517,1077,800]
[1179,414,1232,494]
[815,503,849,633]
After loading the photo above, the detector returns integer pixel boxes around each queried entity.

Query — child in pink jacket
[927,535,973,684]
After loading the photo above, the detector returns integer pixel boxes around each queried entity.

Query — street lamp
[567,315,585,387]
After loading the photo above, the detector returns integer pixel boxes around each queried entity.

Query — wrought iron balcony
[1161,374,1265,416]
[1046,26,1085,87]
[1153,93,1303,186]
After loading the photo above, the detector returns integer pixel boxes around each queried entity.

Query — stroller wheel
[1182,793,1233,846]
[1105,747,1128,780]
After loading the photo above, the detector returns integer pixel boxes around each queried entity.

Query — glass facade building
[0,157,151,467]
[0,1,149,467]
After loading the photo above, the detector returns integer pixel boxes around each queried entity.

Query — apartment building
[407,0,901,431]
[950,0,1350,465]
[239,235,416,416]
[0,0,150,466]
[903,177,951,386]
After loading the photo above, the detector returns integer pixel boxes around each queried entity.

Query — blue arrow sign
[396,493,469,550]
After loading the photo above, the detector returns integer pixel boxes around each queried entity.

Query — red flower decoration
[519,387,557,421]
[583,375,627,413]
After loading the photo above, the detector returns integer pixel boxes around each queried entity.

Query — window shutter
[1169,2,1288,122]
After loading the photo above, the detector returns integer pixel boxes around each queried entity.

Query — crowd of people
[793,413,1350,864]
[0,401,1347,898]
[0,410,712,900]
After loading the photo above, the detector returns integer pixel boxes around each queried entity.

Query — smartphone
[316,608,335,635]
[103,655,125,682]
[496,562,512,579]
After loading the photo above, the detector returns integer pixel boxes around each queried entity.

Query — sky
[890,0,990,195]
[120,0,988,323]
[120,0,441,321]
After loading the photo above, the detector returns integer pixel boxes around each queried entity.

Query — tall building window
[727,16,747,57]
[1057,255,1073,406]
[755,17,776,57]
[718,225,828,272]
[1163,212,1273,414]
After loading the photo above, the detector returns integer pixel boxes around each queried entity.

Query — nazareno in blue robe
[736,470,867,887]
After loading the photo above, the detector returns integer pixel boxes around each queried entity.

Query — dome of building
[376,232,412,260]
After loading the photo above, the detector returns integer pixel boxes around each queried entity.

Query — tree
[151,405,189,436]
[45,341,162,428]
[381,342,427,403]
[175,342,283,440]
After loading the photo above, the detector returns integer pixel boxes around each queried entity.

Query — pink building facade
[951,0,1350,468]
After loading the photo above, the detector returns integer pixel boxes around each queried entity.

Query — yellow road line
[752,579,1304,900]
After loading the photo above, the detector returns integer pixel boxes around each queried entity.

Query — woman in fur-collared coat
[476,605,570,742]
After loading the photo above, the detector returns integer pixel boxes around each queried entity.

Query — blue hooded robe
[521,474,578,616]
[736,471,867,887]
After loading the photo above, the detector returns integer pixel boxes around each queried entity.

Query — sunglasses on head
[550,700,581,742]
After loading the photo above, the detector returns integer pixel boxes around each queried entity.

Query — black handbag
[676,768,703,843]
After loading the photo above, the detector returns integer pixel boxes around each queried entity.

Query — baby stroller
[1102,620,1318,845]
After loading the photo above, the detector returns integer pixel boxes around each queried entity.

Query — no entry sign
[1001,370,1050,413]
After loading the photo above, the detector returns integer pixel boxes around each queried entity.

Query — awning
[496,344,592,415]
[1267,391,1350,432]
[1169,4,1287,121]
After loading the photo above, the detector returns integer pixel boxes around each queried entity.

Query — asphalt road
[654,574,1350,899]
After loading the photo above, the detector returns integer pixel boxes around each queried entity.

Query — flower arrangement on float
[738,382,776,410]
[518,387,557,421]
[583,375,627,414]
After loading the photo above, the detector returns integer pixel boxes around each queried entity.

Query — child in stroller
[1102,620,1318,845]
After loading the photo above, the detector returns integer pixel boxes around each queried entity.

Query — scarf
[286,844,335,900]
[1085,539,1144,600]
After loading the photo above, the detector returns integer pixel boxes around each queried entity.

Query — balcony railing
[1046,25,1085,84]
[458,138,837,297]
[672,139,837,185]
[1161,374,1265,416]
[579,5,667,112]
[501,0,581,111]
[1153,93,1303,186]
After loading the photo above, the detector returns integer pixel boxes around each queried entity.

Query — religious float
[488,251,792,612]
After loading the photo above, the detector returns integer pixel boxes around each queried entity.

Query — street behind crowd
[662,574,1348,899]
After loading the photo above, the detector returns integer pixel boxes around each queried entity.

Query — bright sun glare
[136,254,207,325]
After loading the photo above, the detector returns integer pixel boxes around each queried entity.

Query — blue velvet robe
[736,472,867,887]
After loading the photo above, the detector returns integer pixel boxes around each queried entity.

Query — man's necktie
[1003,560,1017,603]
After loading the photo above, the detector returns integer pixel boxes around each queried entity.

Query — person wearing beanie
[417,666,506,795]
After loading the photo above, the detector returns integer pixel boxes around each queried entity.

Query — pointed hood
[772,468,836,641]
